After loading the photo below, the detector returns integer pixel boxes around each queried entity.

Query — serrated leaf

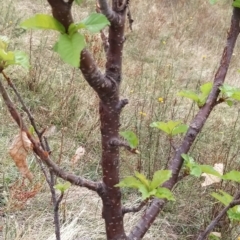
[120,131,139,148]
[20,14,65,33]
[222,170,240,183]
[155,187,175,201]
[54,182,71,193]
[171,124,188,135]
[167,120,181,131]
[150,122,171,135]
[139,185,152,200]
[134,171,150,189]
[150,170,172,190]
[211,190,233,206]
[178,90,199,102]
[115,176,143,189]
[53,32,85,67]
[81,13,110,33]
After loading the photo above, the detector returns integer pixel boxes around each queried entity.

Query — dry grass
[1,0,240,239]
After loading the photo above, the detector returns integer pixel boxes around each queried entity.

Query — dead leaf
[9,131,33,181]
[71,146,85,165]
[210,232,221,238]
[201,163,224,187]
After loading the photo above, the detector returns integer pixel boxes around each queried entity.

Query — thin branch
[122,199,148,215]
[109,138,139,154]
[128,7,240,239]
[0,77,100,192]
[98,0,119,23]
[197,194,240,240]
[49,170,61,240]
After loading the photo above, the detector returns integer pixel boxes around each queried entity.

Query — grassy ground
[1,0,240,239]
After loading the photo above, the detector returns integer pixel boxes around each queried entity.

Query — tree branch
[98,0,119,23]
[0,77,100,192]
[122,199,148,215]
[197,192,240,240]
[128,7,240,239]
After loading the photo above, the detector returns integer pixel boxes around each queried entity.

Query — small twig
[122,199,148,215]
[127,6,134,31]
[109,138,139,154]
[49,170,61,240]
[1,71,45,145]
[197,193,240,240]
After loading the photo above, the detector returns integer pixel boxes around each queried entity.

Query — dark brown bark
[128,7,240,239]
[46,0,128,239]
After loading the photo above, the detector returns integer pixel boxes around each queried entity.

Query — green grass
[1,0,240,239]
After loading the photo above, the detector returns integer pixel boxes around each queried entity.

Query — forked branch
[129,7,240,239]
[0,77,100,192]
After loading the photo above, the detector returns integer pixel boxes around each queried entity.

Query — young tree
[1,1,240,240]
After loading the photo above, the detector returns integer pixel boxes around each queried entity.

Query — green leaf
[171,124,188,136]
[209,233,221,240]
[54,182,71,193]
[178,90,199,102]
[68,22,86,36]
[20,14,65,33]
[155,187,175,201]
[219,84,236,97]
[13,51,30,69]
[200,82,213,96]
[150,122,171,135]
[139,185,152,200]
[190,165,202,177]
[74,0,83,5]
[222,170,240,183]
[231,91,240,101]
[53,32,85,68]
[233,0,240,8]
[134,172,150,189]
[227,207,240,221]
[115,176,143,189]
[0,49,15,62]
[150,170,172,190]
[81,13,110,33]
[199,165,221,177]
[120,131,139,148]
[211,190,233,206]
[226,100,233,107]
[182,154,195,168]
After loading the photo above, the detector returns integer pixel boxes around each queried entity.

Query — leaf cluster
[115,170,175,201]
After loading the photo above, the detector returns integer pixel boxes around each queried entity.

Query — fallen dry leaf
[210,232,221,238]
[9,131,33,181]
[201,163,224,187]
[71,146,85,165]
